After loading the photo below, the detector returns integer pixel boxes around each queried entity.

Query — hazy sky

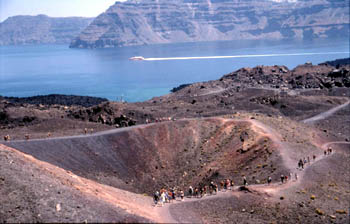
[0,0,125,22]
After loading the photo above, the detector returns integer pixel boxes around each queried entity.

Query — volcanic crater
[5,118,286,196]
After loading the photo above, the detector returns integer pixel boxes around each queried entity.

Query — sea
[0,39,349,102]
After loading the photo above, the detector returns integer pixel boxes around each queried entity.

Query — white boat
[129,56,145,61]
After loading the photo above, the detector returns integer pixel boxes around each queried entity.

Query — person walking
[280,175,284,184]
[160,191,166,206]
[154,191,159,206]
[171,188,176,201]
[295,173,298,181]
[194,188,199,198]
[267,176,272,185]
[243,176,248,186]
[298,159,303,169]
[301,160,304,169]
[180,190,184,201]
[227,179,231,190]
[220,180,224,191]
[328,147,332,154]
[188,186,193,198]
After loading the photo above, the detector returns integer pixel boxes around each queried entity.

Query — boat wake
[143,52,349,61]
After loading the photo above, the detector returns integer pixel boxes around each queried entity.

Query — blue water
[0,39,349,102]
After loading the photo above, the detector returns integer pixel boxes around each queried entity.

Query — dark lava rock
[3,94,108,107]
[171,84,191,93]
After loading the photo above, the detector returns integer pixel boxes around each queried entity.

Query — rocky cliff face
[0,15,94,45]
[70,0,349,48]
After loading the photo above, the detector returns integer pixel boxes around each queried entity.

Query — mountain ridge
[70,0,350,48]
[0,15,94,45]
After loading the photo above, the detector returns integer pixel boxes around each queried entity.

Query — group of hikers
[153,181,225,206]
[324,146,333,156]
[145,117,176,124]
[84,128,94,135]
[297,147,332,170]
[153,176,274,206]
[153,188,185,206]
[154,147,335,206]
[3,134,30,141]
[3,132,53,141]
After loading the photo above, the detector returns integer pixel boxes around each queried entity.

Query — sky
[0,0,126,22]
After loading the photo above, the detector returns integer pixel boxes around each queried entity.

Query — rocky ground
[0,59,349,223]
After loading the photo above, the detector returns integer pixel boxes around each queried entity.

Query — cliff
[0,15,94,45]
[70,0,349,48]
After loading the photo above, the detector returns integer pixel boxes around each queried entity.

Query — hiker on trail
[4,135,9,141]
[188,186,193,197]
[285,175,288,182]
[220,180,225,190]
[301,159,304,169]
[166,190,171,203]
[324,150,327,156]
[209,182,215,194]
[328,147,332,154]
[47,132,51,138]
[171,188,176,201]
[154,191,159,206]
[243,176,248,186]
[298,159,304,169]
[200,187,204,197]
[295,173,298,181]
[195,188,199,198]
[313,154,316,161]
[303,158,307,165]
[224,180,228,190]
[160,191,166,206]
[227,179,231,190]
[268,176,272,185]
[84,128,88,134]
[281,175,284,184]
[180,190,184,201]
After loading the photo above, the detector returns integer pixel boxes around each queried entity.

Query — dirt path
[302,99,350,124]
[0,123,158,144]
[198,86,227,96]
[321,141,350,149]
